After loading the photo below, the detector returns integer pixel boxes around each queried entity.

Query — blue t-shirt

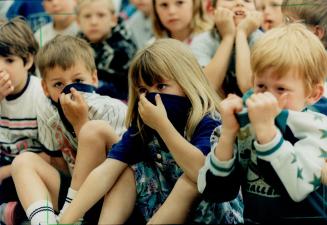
[107,114,221,164]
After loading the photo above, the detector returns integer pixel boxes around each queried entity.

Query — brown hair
[0,17,39,68]
[36,35,96,78]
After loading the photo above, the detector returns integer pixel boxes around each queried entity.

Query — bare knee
[12,152,43,177]
[79,120,120,149]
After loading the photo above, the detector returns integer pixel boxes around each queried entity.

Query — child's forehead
[78,0,114,11]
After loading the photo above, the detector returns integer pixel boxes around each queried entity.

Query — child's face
[137,77,185,97]
[256,0,283,30]
[41,61,98,102]
[77,0,116,43]
[131,0,153,15]
[155,0,193,38]
[217,0,256,25]
[43,0,76,23]
[0,55,33,95]
[253,67,318,111]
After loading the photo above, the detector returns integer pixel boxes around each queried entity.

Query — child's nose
[148,86,158,93]
[235,0,245,7]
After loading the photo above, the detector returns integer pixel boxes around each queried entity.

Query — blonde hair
[251,23,327,93]
[126,38,220,140]
[76,0,115,15]
[36,35,96,79]
[152,0,212,39]
[0,17,38,67]
[282,0,327,48]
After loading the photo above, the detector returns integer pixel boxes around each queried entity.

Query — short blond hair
[76,0,115,15]
[127,38,220,140]
[251,23,327,93]
[36,35,96,79]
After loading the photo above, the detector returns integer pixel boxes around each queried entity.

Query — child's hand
[138,93,168,131]
[59,88,89,135]
[219,94,243,138]
[246,92,282,144]
[0,70,14,101]
[214,7,236,39]
[237,11,262,37]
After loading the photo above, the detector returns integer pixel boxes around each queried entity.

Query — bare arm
[204,7,235,96]
[148,174,199,224]
[214,94,243,161]
[59,158,128,224]
[235,11,262,94]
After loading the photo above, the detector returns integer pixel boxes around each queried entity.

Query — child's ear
[110,13,118,28]
[312,25,325,41]
[41,79,50,97]
[91,70,99,87]
[306,83,324,105]
[24,54,34,71]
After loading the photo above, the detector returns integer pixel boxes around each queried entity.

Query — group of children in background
[0,0,327,224]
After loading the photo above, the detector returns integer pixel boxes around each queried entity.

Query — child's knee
[80,120,119,146]
[11,152,40,175]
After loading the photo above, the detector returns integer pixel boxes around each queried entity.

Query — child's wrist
[255,125,277,144]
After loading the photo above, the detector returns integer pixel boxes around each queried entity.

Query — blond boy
[199,23,327,224]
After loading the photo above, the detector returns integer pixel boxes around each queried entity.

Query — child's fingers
[0,73,10,87]
[70,87,83,103]
[155,94,164,108]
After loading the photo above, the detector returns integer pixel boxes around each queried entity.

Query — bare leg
[71,120,120,190]
[148,174,199,224]
[11,152,61,211]
[98,167,136,224]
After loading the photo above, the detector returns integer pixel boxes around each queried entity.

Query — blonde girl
[152,0,212,43]
[60,38,243,224]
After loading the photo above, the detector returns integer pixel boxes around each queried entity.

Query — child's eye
[97,12,106,18]
[176,0,184,5]
[254,84,266,92]
[53,82,64,89]
[74,79,83,83]
[276,87,286,92]
[138,87,147,94]
[83,13,91,19]
[5,58,14,63]
[159,3,168,8]
[157,83,167,90]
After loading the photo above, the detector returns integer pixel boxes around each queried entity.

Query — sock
[26,200,57,225]
[58,187,84,225]
[58,187,76,218]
